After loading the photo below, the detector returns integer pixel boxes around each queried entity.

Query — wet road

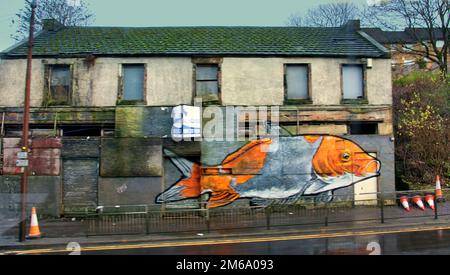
[35,227,450,255]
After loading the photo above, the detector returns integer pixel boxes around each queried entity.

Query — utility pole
[19,0,37,243]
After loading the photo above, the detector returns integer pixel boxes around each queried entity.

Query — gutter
[1,52,388,60]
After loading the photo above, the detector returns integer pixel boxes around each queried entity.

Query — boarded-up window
[122,64,145,101]
[286,65,309,100]
[343,65,364,99]
[100,138,163,177]
[63,159,98,211]
[196,65,219,100]
[49,65,71,105]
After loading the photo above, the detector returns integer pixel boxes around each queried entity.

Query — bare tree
[12,0,95,41]
[287,2,362,27]
[286,12,304,27]
[366,0,449,76]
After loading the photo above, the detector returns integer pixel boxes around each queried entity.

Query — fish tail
[157,163,202,203]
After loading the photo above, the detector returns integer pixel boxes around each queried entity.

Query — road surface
[7,226,450,255]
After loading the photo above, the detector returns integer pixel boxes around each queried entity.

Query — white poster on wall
[172,105,202,140]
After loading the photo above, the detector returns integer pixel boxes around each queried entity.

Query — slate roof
[2,26,389,58]
[362,27,447,44]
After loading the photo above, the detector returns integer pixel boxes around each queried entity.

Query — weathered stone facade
[0,57,392,107]
[0,24,395,216]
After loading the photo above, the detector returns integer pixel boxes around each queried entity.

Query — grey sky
[0,0,371,51]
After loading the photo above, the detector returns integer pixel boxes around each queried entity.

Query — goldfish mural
[156,136,381,208]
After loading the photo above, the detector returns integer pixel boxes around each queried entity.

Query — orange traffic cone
[413,196,425,211]
[436,176,444,202]
[27,207,42,239]
[400,196,410,212]
[425,194,435,210]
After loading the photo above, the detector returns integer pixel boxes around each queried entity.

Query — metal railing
[83,190,450,237]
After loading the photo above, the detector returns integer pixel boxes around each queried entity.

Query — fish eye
[342,152,351,162]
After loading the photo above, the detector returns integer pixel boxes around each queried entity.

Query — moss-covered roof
[2,26,389,58]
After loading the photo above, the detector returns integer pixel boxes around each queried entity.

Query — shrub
[393,74,449,190]
[393,71,446,87]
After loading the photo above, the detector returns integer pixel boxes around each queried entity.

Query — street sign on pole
[16,159,29,168]
[17,152,28,159]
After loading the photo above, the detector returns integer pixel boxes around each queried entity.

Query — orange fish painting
[157,136,381,208]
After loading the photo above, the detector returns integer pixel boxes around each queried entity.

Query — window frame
[341,63,368,104]
[284,63,312,105]
[436,40,445,49]
[192,58,222,105]
[118,63,147,105]
[44,64,73,107]
[194,63,221,104]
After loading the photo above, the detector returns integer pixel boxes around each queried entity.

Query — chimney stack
[42,19,64,32]
[343,20,361,31]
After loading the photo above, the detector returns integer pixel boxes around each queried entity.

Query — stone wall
[0,57,392,107]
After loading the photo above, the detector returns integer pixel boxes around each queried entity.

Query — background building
[363,27,449,75]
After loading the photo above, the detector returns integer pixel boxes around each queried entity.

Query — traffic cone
[413,196,425,211]
[400,196,410,212]
[436,176,445,202]
[425,194,435,210]
[27,207,42,239]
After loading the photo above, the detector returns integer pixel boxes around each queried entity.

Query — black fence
[84,190,450,237]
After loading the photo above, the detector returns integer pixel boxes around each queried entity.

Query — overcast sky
[0,0,374,51]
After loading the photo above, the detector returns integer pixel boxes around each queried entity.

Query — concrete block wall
[0,112,396,217]
[0,176,62,217]
[346,135,396,196]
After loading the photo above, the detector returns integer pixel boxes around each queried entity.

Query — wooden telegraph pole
[19,0,37,242]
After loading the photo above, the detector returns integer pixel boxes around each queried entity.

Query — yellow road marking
[5,225,450,255]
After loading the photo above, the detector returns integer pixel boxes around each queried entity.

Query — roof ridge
[357,30,390,58]
[1,25,390,59]
[64,25,343,30]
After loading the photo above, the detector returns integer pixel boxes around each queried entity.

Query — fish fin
[156,163,201,203]
[222,139,271,164]
[163,148,177,158]
[304,136,322,144]
[279,192,304,205]
[250,198,274,208]
[164,149,195,178]
[207,192,240,208]
[315,191,334,204]
[221,139,272,174]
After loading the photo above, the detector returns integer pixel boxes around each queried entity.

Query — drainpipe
[19,0,37,242]
[1,112,4,136]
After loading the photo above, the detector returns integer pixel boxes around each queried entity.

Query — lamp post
[19,0,37,242]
